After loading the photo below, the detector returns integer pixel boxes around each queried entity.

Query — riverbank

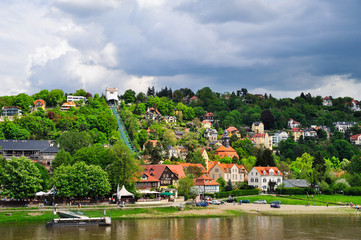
[1,202,359,224]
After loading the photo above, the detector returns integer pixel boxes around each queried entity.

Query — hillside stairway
[110,104,139,155]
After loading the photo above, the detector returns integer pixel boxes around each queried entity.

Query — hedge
[275,187,315,195]
[344,187,361,196]
[205,189,260,198]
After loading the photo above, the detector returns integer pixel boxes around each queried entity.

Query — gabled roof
[253,167,283,176]
[194,175,219,186]
[253,121,262,126]
[202,120,211,124]
[209,161,247,173]
[0,140,59,153]
[291,128,304,132]
[139,173,160,182]
[226,126,238,132]
[204,112,213,117]
[289,118,300,124]
[147,107,160,115]
[350,134,361,141]
[323,96,331,100]
[253,133,266,138]
[141,164,186,179]
[177,163,207,173]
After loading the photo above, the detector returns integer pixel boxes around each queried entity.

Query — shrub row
[275,187,315,195]
[344,187,361,196]
[206,189,259,198]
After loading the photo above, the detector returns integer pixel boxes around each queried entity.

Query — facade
[252,133,272,149]
[333,122,357,133]
[164,116,177,124]
[67,95,86,102]
[194,175,220,194]
[252,122,264,133]
[203,128,218,142]
[290,128,305,141]
[350,134,361,145]
[200,148,209,171]
[248,167,283,191]
[288,118,300,129]
[0,140,59,169]
[351,100,361,111]
[105,87,118,105]
[1,106,21,116]
[34,99,46,110]
[322,96,332,106]
[203,112,214,123]
[271,131,289,147]
[303,128,317,138]
[145,108,162,121]
[208,161,247,185]
[135,173,160,189]
[201,120,212,129]
[166,145,178,159]
[141,165,186,187]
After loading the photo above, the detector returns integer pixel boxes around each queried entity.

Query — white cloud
[252,75,361,99]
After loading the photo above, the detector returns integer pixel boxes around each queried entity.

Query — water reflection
[1,215,361,240]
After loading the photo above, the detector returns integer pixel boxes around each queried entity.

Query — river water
[1,215,361,240]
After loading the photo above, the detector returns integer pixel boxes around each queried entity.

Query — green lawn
[231,194,361,206]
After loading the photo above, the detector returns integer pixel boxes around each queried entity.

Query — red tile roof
[34,99,45,105]
[139,173,160,182]
[253,167,283,176]
[204,112,213,117]
[350,134,361,141]
[291,128,304,132]
[253,133,266,138]
[226,126,238,132]
[215,145,239,159]
[194,175,219,186]
[209,161,247,173]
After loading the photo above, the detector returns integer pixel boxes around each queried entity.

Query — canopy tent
[35,191,47,196]
[138,190,160,194]
[116,185,135,199]
[159,192,174,196]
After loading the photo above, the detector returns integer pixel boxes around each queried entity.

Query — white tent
[35,191,47,196]
[116,185,134,199]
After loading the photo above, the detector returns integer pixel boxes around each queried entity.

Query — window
[263,179,266,183]
[215,169,219,172]
[251,178,254,183]
[255,178,258,183]
[277,178,281,183]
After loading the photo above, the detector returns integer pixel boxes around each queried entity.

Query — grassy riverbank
[1,194,361,224]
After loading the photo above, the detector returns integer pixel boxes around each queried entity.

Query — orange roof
[214,145,239,159]
[177,163,207,173]
[34,99,45,105]
[202,120,211,124]
[226,126,238,132]
[167,165,186,178]
[194,175,219,186]
[136,173,161,182]
[204,112,213,117]
[253,167,283,176]
[62,101,76,107]
[209,161,247,173]
[291,128,303,132]
[141,165,185,179]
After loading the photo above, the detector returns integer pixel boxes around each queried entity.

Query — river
[1,215,361,240]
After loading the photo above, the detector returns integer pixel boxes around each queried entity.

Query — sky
[1,0,361,99]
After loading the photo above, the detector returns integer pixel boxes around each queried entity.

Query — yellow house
[252,122,264,133]
[226,126,241,138]
[252,132,272,149]
[291,128,305,141]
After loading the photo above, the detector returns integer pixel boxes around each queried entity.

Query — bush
[275,187,315,195]
[344,187,361,196]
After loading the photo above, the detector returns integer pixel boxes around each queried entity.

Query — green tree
[291,153,318,187]
[182,132,199,151]
[122,89,136,104]
[13,93,34,112]
[107,141,140,190]
[178,176,195,196]
[56,131,93,155]
[225,179,233,191]
[52,162,111,197]
[52,149,73,169]
[48,89,65,106]
[163,129,177,146]
[73,145,116,169]
[216,177,226,191]
[0,157,42,199]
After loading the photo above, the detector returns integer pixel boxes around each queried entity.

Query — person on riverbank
[326,202,328,207]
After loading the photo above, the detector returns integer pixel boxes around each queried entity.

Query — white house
[271,131,289,147]
[322,96,332,106]
[351,100,361,111]
[350,134,361,145]
[67,95,86,102]
[333,122,357,133]
[288,118,300,129]
[194,175,220,194]
[203,128,218,142]
[248,167,283,191]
